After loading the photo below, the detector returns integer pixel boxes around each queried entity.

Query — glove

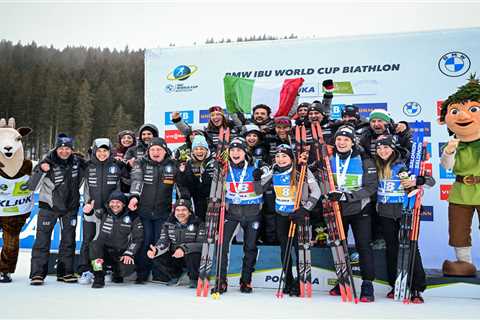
[327,190,348,202]
[253,168,263,181]
[291,207,309,224]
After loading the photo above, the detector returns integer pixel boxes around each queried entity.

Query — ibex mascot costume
[0,118,33,282]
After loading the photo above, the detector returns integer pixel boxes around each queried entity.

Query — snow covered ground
[2,250,479,319]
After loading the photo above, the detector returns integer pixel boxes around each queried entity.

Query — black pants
[89,240,136,278]
[136,217,164,280]
[77,214,100,273]
[275,214,300,285]
[378,216,426,291]
[220,218,260,283]
[261,188,278,244]
[153,252,201,281]
[30,208,77,279]
[342,206,375,281]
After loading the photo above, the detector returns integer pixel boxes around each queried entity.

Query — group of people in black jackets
[26,96,433,303]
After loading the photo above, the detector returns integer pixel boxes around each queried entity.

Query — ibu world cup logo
[167,65,198,81]
[438,52,471,77]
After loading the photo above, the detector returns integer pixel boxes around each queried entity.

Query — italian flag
[224,75,304,116]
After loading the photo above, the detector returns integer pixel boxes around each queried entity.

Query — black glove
[291,207,309,224]
[416,176,426,186]
[253,168,263,181]
[327,190,348,202]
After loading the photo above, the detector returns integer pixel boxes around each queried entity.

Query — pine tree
[73,79,95,152]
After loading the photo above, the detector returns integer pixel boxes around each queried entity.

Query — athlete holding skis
[325,125,378,302]
[262,144,320,296]
[374,135,434,303]
[215,137,265,294]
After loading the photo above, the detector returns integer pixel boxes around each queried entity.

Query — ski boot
[58,274,78,283]
[92,271,105,289]
[0,272,12,283]
[329,283,341,296]
[288,280,301,297]
[359,280,375,302]
[30,276,44,286]
[78,271,94,285]
[111,274,124,284]
[239,280,253,294]
[211,279,228,295]
[410,290,424,304]
[386,288,394,299]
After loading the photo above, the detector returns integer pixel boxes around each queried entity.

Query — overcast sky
[1,0,480,50]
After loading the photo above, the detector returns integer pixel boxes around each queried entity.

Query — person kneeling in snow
[147,199,205,288]
[89,191,143,289]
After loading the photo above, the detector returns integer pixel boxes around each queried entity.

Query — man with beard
[359,109,412,161]
[125,124,160,167]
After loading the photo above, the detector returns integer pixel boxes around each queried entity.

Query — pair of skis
[196,127,230,297]
[311,120,358,303]
[394,121,427,303]
[275,124,313,298]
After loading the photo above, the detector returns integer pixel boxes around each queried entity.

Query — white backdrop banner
[145,28,480,268]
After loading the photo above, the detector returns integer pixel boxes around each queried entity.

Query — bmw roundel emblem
[108,166,117,174]
[402,101,422,117]
[438,52,471,77]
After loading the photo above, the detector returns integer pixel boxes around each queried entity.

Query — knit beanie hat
[342,105,360,119]
[175,198,193,212]
[334,125,356,143]
[375,135,397,150]
[191,135,209,150]
[369,109,392,123]
[55,133,74,149]
[229,137,247,153]
[148,137,169,152]
[208,106,224,115]
[274,116,292,127]
[108,190,128,205]
[276,144,294,160]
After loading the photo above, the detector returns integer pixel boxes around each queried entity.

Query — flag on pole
[224,75,304,116]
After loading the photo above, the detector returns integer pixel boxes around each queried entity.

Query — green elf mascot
[440,75,480,277]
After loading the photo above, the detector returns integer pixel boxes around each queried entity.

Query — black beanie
[342,105,360,119]
[175,198,193,212]
[334,125,355,143]
[229,137,248,153]
[55,133,74,149]
[375,135,397,150]
[276,144,294,160]
[107,190,128,205]
[148,137,168,151]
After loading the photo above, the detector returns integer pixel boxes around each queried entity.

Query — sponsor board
[421,205,434,222]
[440,184,452,200]
[165,111,194,125]
[165,129,186,144]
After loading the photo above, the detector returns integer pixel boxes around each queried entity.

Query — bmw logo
[0,184,8,191]
[108,166,117,174]
[438,52,471,77]
[165,84,175,93]
[403,101,422,117]
[167,65,198,81]
[123,216,131,224]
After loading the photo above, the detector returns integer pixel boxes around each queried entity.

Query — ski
[196,127,230,297]
[311,120,358,303]
[394,121,425,302]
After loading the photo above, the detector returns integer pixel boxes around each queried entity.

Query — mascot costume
[440,75,480,277]
[0,118,33,282]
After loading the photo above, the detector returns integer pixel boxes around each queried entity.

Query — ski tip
[211,292,221,300]
[275,292,284,299]
[403,299,410,305]
[354,298,359,304]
